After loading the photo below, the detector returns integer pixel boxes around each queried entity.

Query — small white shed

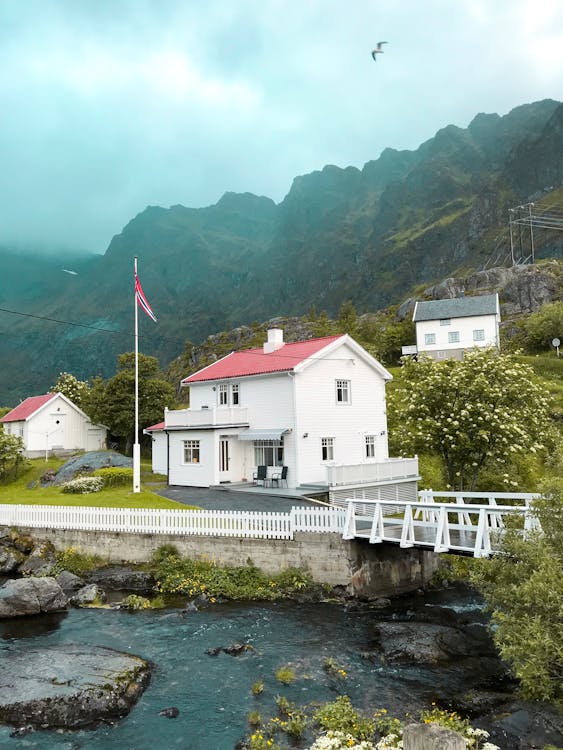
[1,392,107,458]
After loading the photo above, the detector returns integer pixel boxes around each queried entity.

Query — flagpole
[133,256,141,493]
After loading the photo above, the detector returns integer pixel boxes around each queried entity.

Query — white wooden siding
[13,395,107,456]
[416,313,499,355]
[293,342,389,486]
[150,432,168,474]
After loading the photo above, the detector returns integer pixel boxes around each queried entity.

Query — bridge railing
[342,497,540,557]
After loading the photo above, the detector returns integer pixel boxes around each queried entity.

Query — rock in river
[0,645,150,729]
[0,577,68,618]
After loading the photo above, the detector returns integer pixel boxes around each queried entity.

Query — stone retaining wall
[12,527,440,598]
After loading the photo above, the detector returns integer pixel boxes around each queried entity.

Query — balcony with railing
[325,457,419,487]
[164,406,249,428]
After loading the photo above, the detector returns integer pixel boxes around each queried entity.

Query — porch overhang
[237,428,290,441]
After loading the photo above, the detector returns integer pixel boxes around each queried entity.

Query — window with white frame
[218,384,229,406]
[253,439,283,467]
[424,333,436,345]
[448,331,460,344]
[437,351,447,359]
[336,379,350,404]
[365,435,376,458]
[321,437,334,461]
[231,383,240,405]
[183,440,200,464]
[473,329,485,341]
[439,318,451,326]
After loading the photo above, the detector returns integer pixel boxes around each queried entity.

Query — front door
[219,437,232,483]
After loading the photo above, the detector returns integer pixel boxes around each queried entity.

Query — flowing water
[0,587,503,750]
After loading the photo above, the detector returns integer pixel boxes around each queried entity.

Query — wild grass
[0,457,192,509]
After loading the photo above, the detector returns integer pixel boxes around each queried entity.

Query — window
[439,318,451,326]
[336,379,350,404]
[231,383,239,405]
[448,331,460,344]
[321,437,334,461]
[365,435,375,459]
[218,384,229,406]
[436,351,447,360]
[473,329,485,341]
[424,333,436,345]
[254,439,283,467]
[183,440,200,464]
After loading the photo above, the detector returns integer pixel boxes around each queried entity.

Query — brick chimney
[263,328,284,354]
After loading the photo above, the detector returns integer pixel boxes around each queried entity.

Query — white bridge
[0,491,540,559]
[342,490,540,558]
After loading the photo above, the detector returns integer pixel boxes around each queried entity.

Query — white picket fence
[0,504,346,540]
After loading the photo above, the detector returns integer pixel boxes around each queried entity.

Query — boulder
[56,570,85,595]
[371,622,496,664]
[0,645,150,729]
[0,577,67,618]
[403,723,466,750]
[159,706,179,718]
[0,548,22,575]
[71,584,105,606]
[85,565,154,592]
[18,541,56,576]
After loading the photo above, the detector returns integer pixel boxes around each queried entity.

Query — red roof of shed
[1,393,56,423]
[182,335,344,384]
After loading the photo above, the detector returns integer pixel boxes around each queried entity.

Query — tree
[388,349,552,490]
[50,372,90,409]
[470,479,563,702]
[84,353,175,454]
[522,301,563,352]
[0,433,25,481]
[337,300,358,335]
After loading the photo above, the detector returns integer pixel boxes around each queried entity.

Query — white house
[1,392,107,458]
[411,293,500,360]
[146,329,419,504]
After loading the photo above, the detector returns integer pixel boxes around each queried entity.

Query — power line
[0,305,354,361]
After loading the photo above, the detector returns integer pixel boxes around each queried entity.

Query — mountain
[0,99,561,404]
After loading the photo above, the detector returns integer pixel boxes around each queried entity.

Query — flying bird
[371,41,388,61]
[62,269,78,275]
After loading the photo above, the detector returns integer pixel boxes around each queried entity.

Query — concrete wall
[15,526,439,598]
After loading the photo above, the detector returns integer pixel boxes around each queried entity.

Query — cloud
[0,0,561,252]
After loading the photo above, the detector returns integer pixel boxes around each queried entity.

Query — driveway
[156,486,318,512]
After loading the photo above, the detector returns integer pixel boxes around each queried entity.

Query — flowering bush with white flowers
[308,731,376,750]
[61,476,103,494]
[388,349,552,490]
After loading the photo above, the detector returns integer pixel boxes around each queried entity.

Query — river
[0,586,512,750]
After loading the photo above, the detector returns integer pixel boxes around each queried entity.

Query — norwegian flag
[135,272,157,322]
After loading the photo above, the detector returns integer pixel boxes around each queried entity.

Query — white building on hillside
[1,393,107,458]
[411,293,500,360]
[146,329,419,504]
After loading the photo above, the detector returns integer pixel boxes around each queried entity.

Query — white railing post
[400,504,415,548]
[342,501,356,540]
[369,502,385,543]
[434,505,451,553]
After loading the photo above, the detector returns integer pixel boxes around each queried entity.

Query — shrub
[122,594,151,610]
[247,711,262,727]
[275,665,295,684]
[313,696,375,741]
[61,477,103,494]
[251,680,264,696]
[52,546,102,576]
[92,467,133,487]
[151,548,315,601]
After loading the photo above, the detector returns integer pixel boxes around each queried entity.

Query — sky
[1,0,562,253]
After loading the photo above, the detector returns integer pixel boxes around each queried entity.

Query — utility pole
[528,202,535,264]
[508,209,515,266]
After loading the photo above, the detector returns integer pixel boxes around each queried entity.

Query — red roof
[1,393,56,423]
[182,335,344,384]
[145,421,165,432]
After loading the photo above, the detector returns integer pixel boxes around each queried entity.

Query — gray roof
[413,293,498,322]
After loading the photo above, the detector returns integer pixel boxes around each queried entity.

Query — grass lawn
[0,457,195,510]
